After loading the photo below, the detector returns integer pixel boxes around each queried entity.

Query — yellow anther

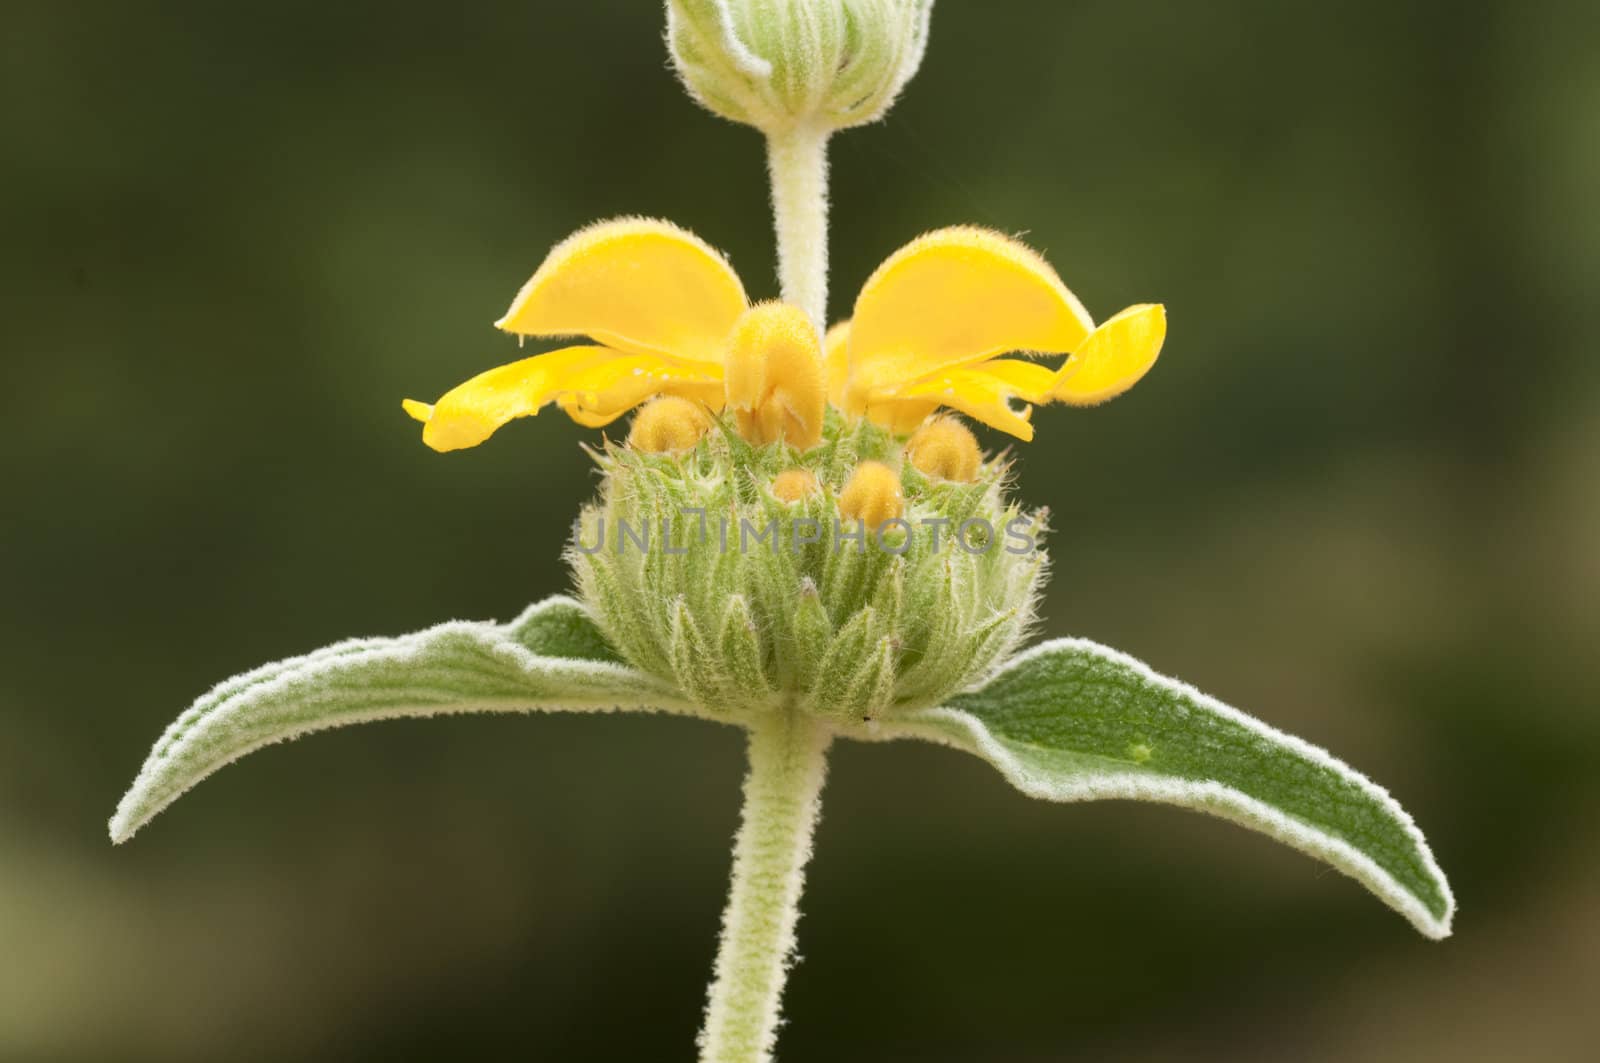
[724,301,826,451]
[904,417,982,482]
[627,396,712,453]
[838,461,904,529]
[772,468,819,503]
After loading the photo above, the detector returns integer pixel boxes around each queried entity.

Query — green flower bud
[568,410,1045,723]
[666,0,933,133]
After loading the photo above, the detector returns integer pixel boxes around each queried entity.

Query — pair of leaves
[110,596,1453,938]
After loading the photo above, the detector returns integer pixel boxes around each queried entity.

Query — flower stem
[698,111,836,1063]
[698,712,832,1063]
[765,123,832,333]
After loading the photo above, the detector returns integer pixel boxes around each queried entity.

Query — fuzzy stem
[698,712,832,1063]
[765,123,832,333]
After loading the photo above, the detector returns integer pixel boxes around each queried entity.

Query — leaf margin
[864,636,1457,940]
[109,596,698,844]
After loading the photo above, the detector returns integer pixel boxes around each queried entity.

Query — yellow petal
[565,374,725,427]
[1052,303,1166,406]
[861,360,1051,438]
[823,320,852,408]
[845,226,1094,410]
[958,358,1057,403]
[404,345,710,452]
[552,352,723,423]
[494,218,747,367]
[862,397,940,435]
[898,358,1057,440]
[559,401,630,429]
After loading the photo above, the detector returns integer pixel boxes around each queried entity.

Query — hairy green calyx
[569,410,1045,721]
[666,0,933,134]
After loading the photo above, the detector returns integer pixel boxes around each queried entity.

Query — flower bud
[572,415,1044,721]
[772,468,819,502]
[905,417,981,482]
[666,0,933,133]
[724,302,826,450]
[628,395,712,453]
[838,460,903,528]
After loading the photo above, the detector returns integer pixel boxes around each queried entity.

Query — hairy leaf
[110,597,694,843]
[875,639,1455,938]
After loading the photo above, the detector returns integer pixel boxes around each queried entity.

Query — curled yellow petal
[1053,303,1166,406]
[845,226,1094,411]
[905,417,982,482]
[838,460,904,529]
[551,352,724,426]
[559,402,629,430]
[404,345,721,452]
[898,358,1057,441]
[627,396,713,453]
[494,218,747,367]
[963,358,1057,403]
[724,302,826,450]
[404,346,620,452]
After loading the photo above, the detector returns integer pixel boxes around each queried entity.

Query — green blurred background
[4,1,1597,1059]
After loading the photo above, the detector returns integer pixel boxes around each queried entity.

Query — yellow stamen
[905,418,981,482]
[628,396,713,453]
[772,468,819,502]
[723,302,826,450]
[838,461,904,528]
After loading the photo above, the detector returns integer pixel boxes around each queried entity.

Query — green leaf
[874,639,1455,939]
[109,596,694,844]
[507,595,627,662]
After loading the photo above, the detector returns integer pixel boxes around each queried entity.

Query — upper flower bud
[666,0,933,133]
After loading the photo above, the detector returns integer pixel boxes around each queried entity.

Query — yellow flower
[402,218,826,453]
[827,226,1166,441]
[404,219,1163,453]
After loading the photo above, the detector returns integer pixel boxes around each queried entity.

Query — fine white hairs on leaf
[865,636,1456,940]
[109,597,697,843]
